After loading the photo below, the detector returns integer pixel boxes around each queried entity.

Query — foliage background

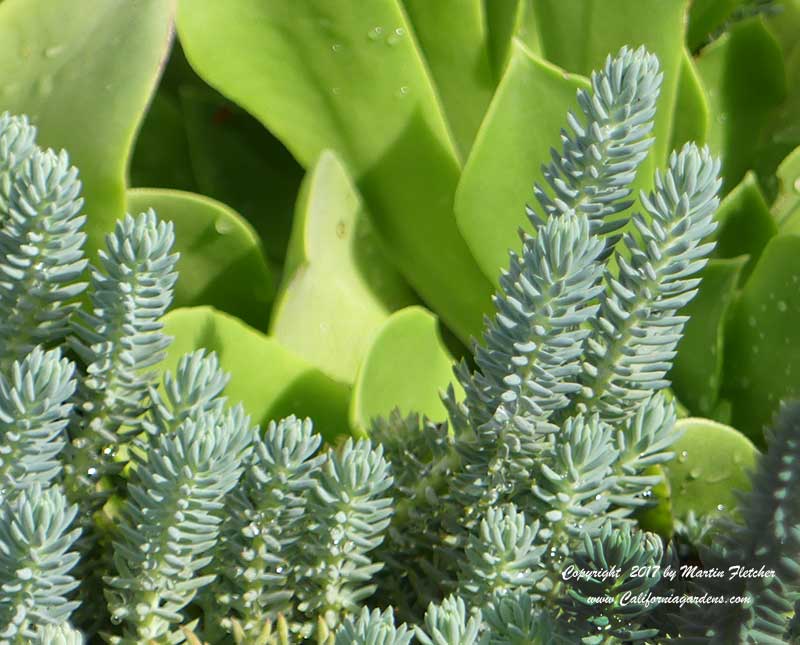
[0,0,798,515]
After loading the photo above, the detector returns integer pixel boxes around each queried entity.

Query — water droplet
[397,85,409,98]
[215,218,233,234]
[678,451,688,463]
[331,42,342,53]
[778,300,788,312]
[367,26,383,40]
[717,112,728,123]
[387,28,405,46]
[748,316,757,327]
[44,45,65,58]
[716,504,726,512]
[794,177,800,193]
[335,220,346,239]
[688,467,701,480]
[331,86,341,96]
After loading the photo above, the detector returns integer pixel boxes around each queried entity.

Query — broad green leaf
[455,41,589,282]
[722,233,800,445]
[271,151,415,384]
[179,85,304,268]
[776,145,800,228]
[529,0,687,169]
[0,0,175,255]
[635,465,673,539]
[765,0,800,159]
[350,306,462,433]
[670,49,710,150]
[696,17,787,195]
[177,0,493,342]
[402,0,495,158]
[766,0,800,60]
[670,257,747,417]
[129,92,198,192]
[484,0,529,81]
[687,0,738,51]
[664,418,759,520]
[127,189,274,331]
[712,172,777,281]
[163,307,351,441]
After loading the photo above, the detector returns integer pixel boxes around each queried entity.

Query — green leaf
[669,49,710,150]
[664,418,759,520]
[670,257,747,418]
[455,40,589,283]
[635,465,673,539]
[350,306,462,433]
[401,0,495,158]
[696,17,787,195]
[722,233,800,445]
[765,0,800,157]
[271,151,415,384]
[162,307,351,441]
[127,189,274,332]
[129,92,198,192]
[712,171,777,281]
[775,145,800,228]
[176,0,493,342]
[484,0,530,81]
[179,85,304,267]
[686,0,738,51]
[0,0,175,256]
[529,0,687,168]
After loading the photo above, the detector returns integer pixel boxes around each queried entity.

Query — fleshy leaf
[176,0,493,342]
[776,145,800,228]
[350,306,462,433]
[670,257,747,418]
[179,85,304,267]
[722,233,800,445]
[670,49,710,150]
[129,92,197,192]
[711,172,777,282]
[127,189,273,331]
[401,0,495,158]
[695,16,787,195]
[686,0,738,51]
[664,418,759,520]
[484,0,534,80]
[455,40,589,283]
[0,0,176,255]
[528,0,687,168]
[162,306,351,440]
[271,150,415,384]
[634,465,673,539]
